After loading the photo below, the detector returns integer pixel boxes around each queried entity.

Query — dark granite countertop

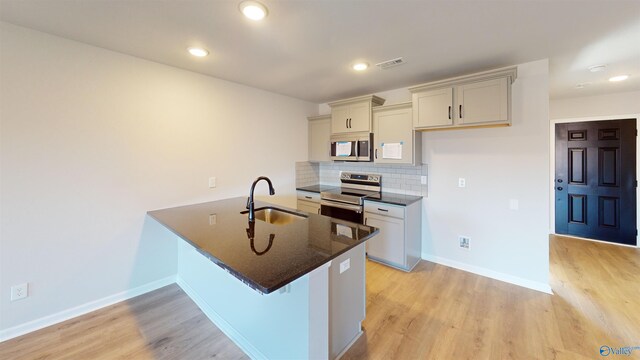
[364,192,423,206]
[148,197,378,294]
[296,184,338,193]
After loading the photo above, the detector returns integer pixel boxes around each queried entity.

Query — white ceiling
[1,0,639,103]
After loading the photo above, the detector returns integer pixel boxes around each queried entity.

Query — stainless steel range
[320,172,381,224]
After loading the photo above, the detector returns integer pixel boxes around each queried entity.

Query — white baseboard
[421,253,553,294]
[0,275,176,343]
[176,276,266,360]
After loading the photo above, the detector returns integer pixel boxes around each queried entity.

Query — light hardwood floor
[1,235,638,359]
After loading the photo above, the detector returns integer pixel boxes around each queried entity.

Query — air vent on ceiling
[376,57,405,70]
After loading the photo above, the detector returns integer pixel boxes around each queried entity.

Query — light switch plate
[339,258,350,274]
[208,177,216,188]
[509,199,519,210]
[421,176,427,185]
[458,178,466,188]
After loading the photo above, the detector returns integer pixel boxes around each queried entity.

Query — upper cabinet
[307,114,331,162]
[409,66,517,130]
[328,95,385,134]
[372,102,421,165]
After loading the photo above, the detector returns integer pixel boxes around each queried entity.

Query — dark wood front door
[555,119,637,246]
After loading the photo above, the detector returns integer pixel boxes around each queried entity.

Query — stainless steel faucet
[246,176,275,222]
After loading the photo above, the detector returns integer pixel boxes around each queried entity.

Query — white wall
[0,22,315,335]
[421,60,550,291]
[550,90,640,119]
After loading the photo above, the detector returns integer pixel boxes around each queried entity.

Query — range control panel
[340,172,381,185]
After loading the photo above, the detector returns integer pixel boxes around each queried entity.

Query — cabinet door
[348,101,372,132]
[456,77,509,125]
[364,213,405,267]
[331,105,350,134]
[412,87,453,128]
[373,106,414,164]
[308,117,331,162]
[297,200,320,214]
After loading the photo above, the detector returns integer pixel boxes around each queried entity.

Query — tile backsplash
[296,161,427,196]
[295,162,320,187]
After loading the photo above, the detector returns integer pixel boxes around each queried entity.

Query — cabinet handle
[557,187,563,191]
[345,119,348,128]
[364,218,367,225]
[375,148,378,159]
[377,208,389,212]
[448,106,452,119]
[317,209,321,214]
[305,196,312,199]
[459,105,463,119]
[349,118,352,128]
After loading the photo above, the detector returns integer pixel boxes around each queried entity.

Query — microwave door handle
[354,140,359,158]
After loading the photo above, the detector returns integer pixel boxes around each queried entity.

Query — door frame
[550,113,639,248]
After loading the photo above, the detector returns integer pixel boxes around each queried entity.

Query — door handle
[556,187,563,191]
[448,106,452,119]
[459,105,463,118]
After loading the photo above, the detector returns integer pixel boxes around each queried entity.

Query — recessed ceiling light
[609,75,629,82]
[352,63,369,71]
[187,47,209,57]
[588,64,607,72]
[239,1,268,21]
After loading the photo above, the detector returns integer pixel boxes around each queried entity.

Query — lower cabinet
[364,200,421,271]
[297,190,321,214]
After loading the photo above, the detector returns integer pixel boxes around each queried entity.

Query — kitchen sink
[242,207,307,225]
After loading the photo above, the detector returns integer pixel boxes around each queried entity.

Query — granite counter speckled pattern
[148,197,378,294]
[363,192,423,206]
[296,184,338,193]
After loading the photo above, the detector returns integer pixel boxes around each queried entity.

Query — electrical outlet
[459,236,470,250]
[209,214,217,225]
[11,283,28,301]
[340,258,351,274]
[458,178,466,188]
[208,177,216,188]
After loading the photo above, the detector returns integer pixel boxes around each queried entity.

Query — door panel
[569,148,587,184]
[555,119,637,245]
[412,87,453,128]
[364,214,405,267]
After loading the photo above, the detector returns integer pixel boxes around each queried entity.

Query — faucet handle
[246,196,251,209]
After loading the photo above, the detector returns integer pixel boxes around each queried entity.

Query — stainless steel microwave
[330,133,373,162]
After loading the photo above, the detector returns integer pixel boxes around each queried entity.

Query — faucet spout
[246,176,276,222]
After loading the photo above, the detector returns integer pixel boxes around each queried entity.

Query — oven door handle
[320,200,363,213]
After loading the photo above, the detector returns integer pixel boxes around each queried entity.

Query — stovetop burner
[320,172,382,205]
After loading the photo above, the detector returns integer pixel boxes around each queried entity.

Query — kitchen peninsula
[148,197,379,360]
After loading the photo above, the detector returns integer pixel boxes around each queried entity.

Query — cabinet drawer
[297,191,320,203]
[364,201,405,219]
